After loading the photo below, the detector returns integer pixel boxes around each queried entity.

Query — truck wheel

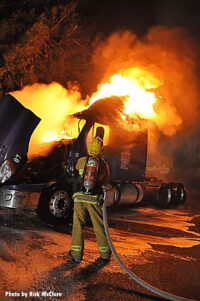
[112,185,121,206]
[154,183,172,208]
[170,183,186,205]
[37,184,73,225]
[177,184,186,204]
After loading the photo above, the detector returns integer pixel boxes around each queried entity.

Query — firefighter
[69,136,111,263]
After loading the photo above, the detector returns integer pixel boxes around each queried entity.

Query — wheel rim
[49,190,71,217]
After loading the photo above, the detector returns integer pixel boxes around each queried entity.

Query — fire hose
[102,190,197,301]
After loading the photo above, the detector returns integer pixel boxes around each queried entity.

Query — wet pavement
[0,188,200,301]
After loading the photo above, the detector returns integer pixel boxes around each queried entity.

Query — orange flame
[10,27,198,171]
[89,67,162,120]
[11,82,85,156]
[10,68,162,157]
[41,130,73,143]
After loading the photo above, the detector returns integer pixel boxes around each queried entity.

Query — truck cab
[0,94,186,225]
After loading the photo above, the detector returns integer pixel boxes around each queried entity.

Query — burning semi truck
[0,93,186,225]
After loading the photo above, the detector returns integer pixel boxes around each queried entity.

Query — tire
[37,184,73,225]
[154,183,172,208]
[112,185,121,206]
[170,183,186,206]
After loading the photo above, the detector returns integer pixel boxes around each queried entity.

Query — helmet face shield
[88,137,103,156]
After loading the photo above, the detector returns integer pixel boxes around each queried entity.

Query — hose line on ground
[102,199,196,301]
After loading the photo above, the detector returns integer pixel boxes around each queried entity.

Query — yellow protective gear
[88,137,103,156]
[70,202,111,260]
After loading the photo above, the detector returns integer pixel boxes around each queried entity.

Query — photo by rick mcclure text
[5,291,62,298]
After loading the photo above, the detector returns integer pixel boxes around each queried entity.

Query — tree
[0,0,92,95]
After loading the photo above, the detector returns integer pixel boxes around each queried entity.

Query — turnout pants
[70,202,111,260]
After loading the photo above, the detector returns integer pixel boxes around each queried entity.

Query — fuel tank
[105,182,144,207]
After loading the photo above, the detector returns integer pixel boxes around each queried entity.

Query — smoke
[91,27,199,126]
[9,26,200,184]
[11,82,85,156]
[89,26,200,175]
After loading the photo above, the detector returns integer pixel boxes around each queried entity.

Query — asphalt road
[0,188,199,301]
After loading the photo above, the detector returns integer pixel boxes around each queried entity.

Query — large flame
[89,67,162,120]
[9,26,199,174]
[11,82,85,156]
[10,68,163,157]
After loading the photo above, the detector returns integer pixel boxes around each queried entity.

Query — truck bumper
[0,183,46,209]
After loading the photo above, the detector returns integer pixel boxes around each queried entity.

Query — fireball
[90,67,162,120]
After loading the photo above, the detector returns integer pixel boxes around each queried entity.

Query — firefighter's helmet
[88,137,103,156]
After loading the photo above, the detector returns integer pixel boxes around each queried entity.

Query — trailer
[0,94,186,225]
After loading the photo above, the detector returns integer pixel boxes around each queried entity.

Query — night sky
[78,0,200,43]
[1,0,200,38]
